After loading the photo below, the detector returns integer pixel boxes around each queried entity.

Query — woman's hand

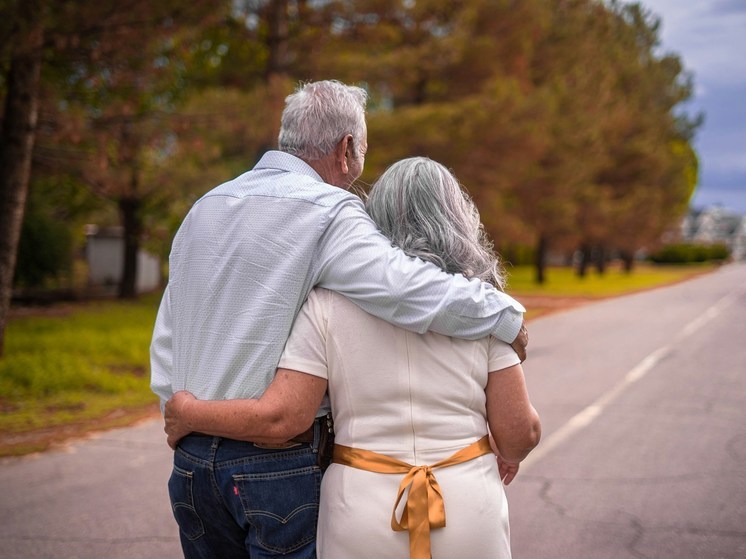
[164,390,197,450]
[497,454,520,486]
[489,432,520,485]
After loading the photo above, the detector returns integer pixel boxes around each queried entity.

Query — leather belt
[251,419,318,449]
[190,417,318,445]
[289,421,316,443]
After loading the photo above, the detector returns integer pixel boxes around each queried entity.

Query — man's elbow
[262,411,316,442]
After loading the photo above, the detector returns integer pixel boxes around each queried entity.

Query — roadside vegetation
[0,263,718,456]
[507,261,715,296]
[0,294,161,456]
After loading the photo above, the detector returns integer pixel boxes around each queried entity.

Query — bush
[649,243,730,264]
[14,210,73,288]
[706,243,730,261]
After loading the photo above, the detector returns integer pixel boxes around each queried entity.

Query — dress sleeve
[277,288,329,380]
[487,335,522,373]
[314,199,525,343]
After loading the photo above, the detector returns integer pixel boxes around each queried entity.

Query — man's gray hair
[366,157,506,289]
[278,80,368,161]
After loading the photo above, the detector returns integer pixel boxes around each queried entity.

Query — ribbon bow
[333,436,492,559]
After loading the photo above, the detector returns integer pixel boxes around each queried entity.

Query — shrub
[649,243,730,264]
[14,210,73,288]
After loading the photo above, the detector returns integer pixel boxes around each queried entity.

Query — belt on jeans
[190,418,318,445]
[248,419,317,449]
[289,421,316,443]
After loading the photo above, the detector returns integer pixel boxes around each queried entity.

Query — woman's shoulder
[307,286,352,306]
[306,287,361,317]
[309,287,405,333]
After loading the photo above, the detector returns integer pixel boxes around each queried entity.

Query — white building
[84,225,161,293]
[680,207,746,260]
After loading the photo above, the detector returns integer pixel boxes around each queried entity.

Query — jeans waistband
[180,416,325,455]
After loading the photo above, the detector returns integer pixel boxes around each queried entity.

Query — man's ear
[336,134,353,174]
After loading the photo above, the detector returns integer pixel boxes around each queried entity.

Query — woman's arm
[164,368,328,450]
[485,363,541,475]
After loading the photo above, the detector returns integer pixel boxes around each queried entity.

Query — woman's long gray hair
[366,157,506,289]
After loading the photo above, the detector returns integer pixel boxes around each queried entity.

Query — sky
[639,0,746,214]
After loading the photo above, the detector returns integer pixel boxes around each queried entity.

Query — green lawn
[0,294,163,455]
[506,262,715,298]
[0,262,717,455]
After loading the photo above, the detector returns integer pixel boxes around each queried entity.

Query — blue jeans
[168,420,323,558]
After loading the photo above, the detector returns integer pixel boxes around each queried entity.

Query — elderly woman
[166,157,541,559]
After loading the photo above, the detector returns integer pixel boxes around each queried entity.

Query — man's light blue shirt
[150,151,525,412]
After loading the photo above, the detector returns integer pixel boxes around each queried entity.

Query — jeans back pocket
[168,464,205,541]
[233,464,321,554]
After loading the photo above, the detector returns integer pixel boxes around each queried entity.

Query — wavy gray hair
[366,157,506,289]
[278,80,368,162]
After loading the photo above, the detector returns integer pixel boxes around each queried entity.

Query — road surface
[1,263,744,558]
[509,263,746,558]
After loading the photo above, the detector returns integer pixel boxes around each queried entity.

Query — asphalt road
[509,262,746,559]
[1,263,744,559]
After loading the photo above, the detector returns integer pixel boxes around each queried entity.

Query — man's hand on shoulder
[510,321,528,363]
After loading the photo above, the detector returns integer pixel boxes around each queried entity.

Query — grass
[0,262,717,456]
[0,293,163,455]
[503,262,716,319]
[506,262,715,297]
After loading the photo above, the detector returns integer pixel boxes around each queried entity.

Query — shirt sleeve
[315,199,525,343]
[150,286,174,412]
[277,289,329,379]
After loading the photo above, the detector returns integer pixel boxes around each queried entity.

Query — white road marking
[520,289,742,471]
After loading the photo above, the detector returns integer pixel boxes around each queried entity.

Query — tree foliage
[1,0,702,353]
[34,1,225,298]
[299,0,700,282]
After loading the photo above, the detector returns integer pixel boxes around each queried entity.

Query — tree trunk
[620,250,635,273]
[255,1,289,161]
[594,245,607,275]
[413,74,428,105]
[0,4,44,357]
[577,243,591,278]
[534,234,548,284]
[265,0,289,80]
[118,197,141,299]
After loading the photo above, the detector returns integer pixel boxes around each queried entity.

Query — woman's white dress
[278,288,521,559]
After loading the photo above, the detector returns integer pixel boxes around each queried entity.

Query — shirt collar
[254,151,325,183]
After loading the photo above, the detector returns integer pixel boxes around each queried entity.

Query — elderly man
[151,80,527,558]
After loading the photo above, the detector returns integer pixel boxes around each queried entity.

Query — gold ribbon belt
[332,435,492,559]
